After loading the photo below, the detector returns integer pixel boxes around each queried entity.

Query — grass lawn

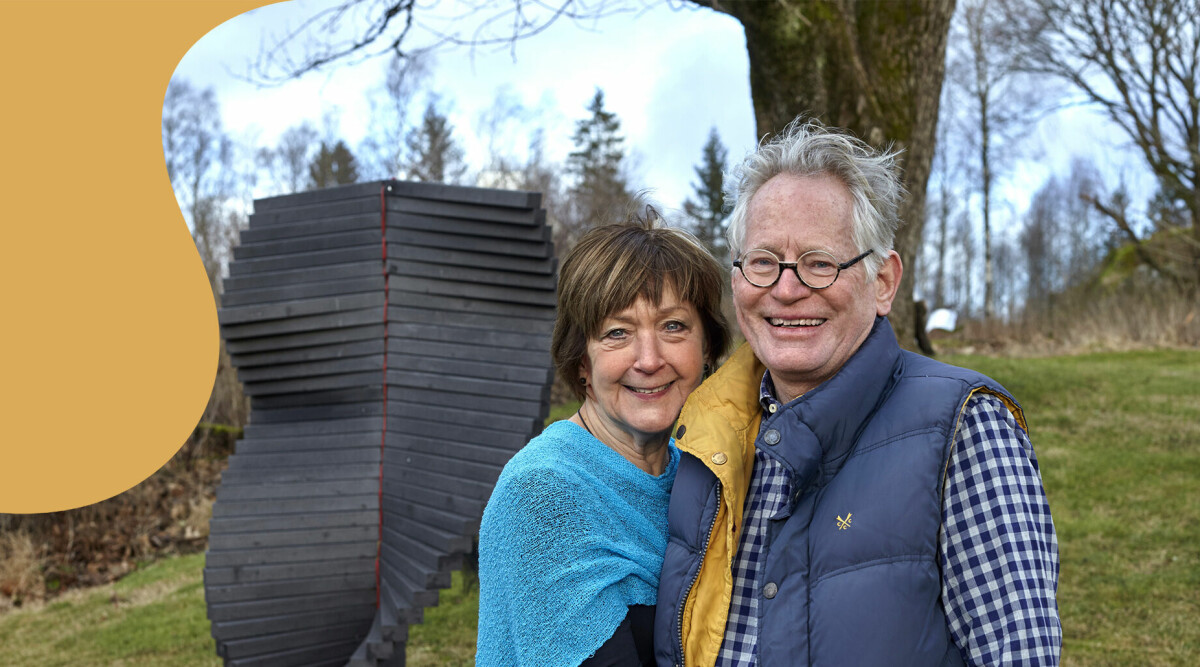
[0,552,219,666]
[1,350,1195,665]
[944,350,1200,666]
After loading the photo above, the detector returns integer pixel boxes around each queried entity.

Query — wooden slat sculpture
[206,181,557,666]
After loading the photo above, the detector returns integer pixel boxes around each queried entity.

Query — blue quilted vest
[656,318,1022,667]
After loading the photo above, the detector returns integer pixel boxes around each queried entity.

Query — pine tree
[683,127,730,259]
[308,140,359,189]
[405,99,467,184]
[563,89,633,245]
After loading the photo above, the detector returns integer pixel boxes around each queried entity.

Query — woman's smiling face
[580,282,707,450]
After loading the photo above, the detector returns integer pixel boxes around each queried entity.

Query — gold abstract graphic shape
[0,1,266,512]
[836,513,853,530]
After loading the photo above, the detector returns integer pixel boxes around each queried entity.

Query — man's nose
[772,264,815,300]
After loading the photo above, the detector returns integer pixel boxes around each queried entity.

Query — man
[655,120,1060,667]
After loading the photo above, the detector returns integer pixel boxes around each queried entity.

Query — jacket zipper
[675,479,721,667]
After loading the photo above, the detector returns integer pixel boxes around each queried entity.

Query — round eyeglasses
[733,248,874,289]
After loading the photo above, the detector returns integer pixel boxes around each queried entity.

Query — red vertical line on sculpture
[376,184,389,609]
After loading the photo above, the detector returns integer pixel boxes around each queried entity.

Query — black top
[579,605,656,666]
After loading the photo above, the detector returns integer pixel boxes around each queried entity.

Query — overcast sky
[171,0,758,212]
[170,0,1155,252]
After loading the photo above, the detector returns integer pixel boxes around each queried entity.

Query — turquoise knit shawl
[476,420,679,667]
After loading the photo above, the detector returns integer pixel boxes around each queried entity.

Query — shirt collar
[759,370,783,415]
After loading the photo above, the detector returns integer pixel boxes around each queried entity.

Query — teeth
[769,318,824,327]
[629,383,671,394]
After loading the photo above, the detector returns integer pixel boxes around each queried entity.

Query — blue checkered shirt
[715,373,1061,667]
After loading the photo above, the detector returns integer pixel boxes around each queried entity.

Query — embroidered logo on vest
[836,513,853,530]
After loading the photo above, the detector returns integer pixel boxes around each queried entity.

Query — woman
[477,211,730,666]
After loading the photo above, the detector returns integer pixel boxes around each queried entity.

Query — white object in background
[926,308,958,332]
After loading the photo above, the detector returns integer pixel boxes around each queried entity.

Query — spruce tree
[307,140,359,189]
[683,127,730,259]
[563,89,633,245]
[405,99,467,184]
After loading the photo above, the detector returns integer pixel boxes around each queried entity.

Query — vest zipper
[675,479,721,667]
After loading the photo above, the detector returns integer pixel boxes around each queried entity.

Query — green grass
[943,350,1200,666]
[0,553,219,666]
[2,350,1195,665]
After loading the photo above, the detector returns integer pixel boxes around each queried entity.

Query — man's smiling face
[732,172,899,402]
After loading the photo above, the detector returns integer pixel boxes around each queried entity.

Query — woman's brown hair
[551,207,731,401]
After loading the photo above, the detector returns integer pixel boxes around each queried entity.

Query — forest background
[0,0,1197,663]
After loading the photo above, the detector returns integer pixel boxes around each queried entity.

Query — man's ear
[874,250,903,316]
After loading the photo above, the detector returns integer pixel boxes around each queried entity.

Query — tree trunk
[715,0,956,350]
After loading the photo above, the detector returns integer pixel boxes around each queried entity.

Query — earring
[578,377,587,386]
[704,363,712,375]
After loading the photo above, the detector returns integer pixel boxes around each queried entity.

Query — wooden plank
[377,495,477,536]
[386,385,544,420]
[387,321,550,351]
[384,452,502,486]
[386,337,549,367]
[229,432,379,454]
[387,257,556,291]
[225,323,383,355]
[385,180,540,209]
[239,212,379,243]
[208,525,375,551]
[247,385,381,410]
[385,221,550,252]
[210,494,377,519]
[381,524,462,573]
[247,400,382,425]
[227,245,379,277]
[231,338,383,369]
[219,292,382,327]
[386,368,546,402]
[212,603,376,641]
[251,194,381,223]
[378,555,440,609]
[236,354,383,383]
[204,542,374,568]
[208,589,376,623]
[387,398,539,434]
[243,370,382,396]
[379,538,453,589]
[382,512,473,555]
[232,230,380,261]
[223,449,380,473]
[204,571,376,604]
[381,480,487,523]
[382,465,498,503]
[213,478,379,502]
[385,352,550,386]
[387,274,556,307]
[204,557,376,586]
[243,416,383,438]
[226,639,363,667]
[387,243,555,275]
[220,276,384,309]
[252,182,385,213]
[218,463,380,485]
[387,304,552,335]
[384,432,519,467]
[224,260,378,292]
[208,510,377,536]
[221,619,371,660]
[388,296,554,328]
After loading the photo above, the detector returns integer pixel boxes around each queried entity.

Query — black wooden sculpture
[206,181,557,666]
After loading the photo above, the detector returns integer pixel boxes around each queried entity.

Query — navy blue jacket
[655,318,1026,667]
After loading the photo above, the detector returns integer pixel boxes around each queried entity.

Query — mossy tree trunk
[694,0,955,351]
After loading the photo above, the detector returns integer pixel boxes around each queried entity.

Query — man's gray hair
[724,118,905,279]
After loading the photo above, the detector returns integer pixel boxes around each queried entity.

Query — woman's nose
[632,334,666,373]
